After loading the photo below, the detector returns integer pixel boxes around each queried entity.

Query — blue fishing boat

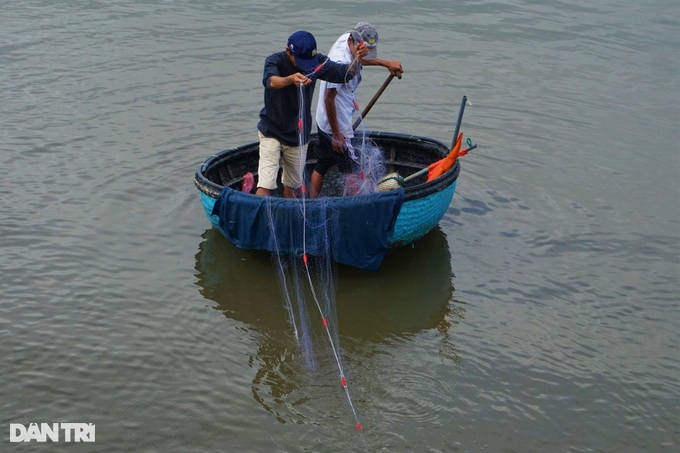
[194,131,461,270]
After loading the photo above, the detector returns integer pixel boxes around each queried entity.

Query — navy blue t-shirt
[257,51,358,147]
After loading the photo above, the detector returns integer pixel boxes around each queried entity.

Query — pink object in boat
[241,172,254,193]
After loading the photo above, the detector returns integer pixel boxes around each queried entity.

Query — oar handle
[451,95,468,149]
[400,96,472,185]
[353,74,396,130]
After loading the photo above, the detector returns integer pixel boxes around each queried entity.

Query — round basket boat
[194,131,460,269]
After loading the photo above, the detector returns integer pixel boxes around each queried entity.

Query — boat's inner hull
[197,132,459,201]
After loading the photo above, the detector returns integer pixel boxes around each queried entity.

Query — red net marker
[356,422,362,431]
[302,253,308,265]
[313,63,324,73]
[297,118,303,131]
[322,317,328,328]
[301,183,307,195]
[340,375,347,388]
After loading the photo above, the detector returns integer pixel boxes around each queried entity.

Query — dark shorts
[314,128,355,176]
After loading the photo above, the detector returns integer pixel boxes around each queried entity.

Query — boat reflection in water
[193,225,465,423]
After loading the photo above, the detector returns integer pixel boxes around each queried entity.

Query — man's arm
[316,41,368,84]
[262,54,312,89]
[317,58,360,84]
[360,57,404,77]
[324,88,345,152]
[268,73,311,89]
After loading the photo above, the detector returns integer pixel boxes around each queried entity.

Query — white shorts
[257,131,307,190]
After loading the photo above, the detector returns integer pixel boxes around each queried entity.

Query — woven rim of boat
[194,131,460,201]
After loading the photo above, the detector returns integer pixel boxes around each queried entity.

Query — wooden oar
[352,73,398,130]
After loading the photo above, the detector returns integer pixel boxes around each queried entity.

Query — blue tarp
[211,189,405,270]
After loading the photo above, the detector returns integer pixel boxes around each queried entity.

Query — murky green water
[1,1,678,451]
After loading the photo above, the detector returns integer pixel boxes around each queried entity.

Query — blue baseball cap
[287,30,320,72]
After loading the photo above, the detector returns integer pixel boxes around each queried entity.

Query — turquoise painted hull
[194,132,461,259]
[199,179,456,247]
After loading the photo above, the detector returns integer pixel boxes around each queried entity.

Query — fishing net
[345,133,389,196]
[265,178,365,431]
[258,84,399,433]
[266,196,340,372]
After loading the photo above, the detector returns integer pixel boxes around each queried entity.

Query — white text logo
[10,423,95,442]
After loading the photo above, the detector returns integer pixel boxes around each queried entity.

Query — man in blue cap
[255,30,368,197]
